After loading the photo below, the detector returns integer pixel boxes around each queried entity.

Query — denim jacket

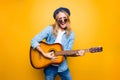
[31,26,75,72]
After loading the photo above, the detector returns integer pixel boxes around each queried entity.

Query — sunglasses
[57,18,68,24]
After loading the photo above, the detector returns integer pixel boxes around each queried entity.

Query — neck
[55,49,89,56]
[58,27,65,32]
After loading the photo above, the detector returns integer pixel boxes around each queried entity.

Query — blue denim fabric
[31,26,75,72]
[44,65,72,80]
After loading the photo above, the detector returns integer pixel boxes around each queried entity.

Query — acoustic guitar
[30,41,103,69]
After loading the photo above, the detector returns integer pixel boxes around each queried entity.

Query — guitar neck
[55,49,89,56]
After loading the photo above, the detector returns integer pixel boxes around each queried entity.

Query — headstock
[89,46,103,53]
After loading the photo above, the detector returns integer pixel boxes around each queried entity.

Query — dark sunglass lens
[64,19,67,23]
[58,20,62,24]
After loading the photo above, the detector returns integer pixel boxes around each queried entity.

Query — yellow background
[0,0,120,80]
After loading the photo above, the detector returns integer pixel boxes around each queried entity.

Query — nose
[61,18,64,23]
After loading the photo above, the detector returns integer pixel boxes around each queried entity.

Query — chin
[60,25,67,29]
[61,26,67,29]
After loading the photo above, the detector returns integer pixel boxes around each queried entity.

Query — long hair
[51,10,71,37]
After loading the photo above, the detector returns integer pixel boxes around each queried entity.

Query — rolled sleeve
[31,39,40,49]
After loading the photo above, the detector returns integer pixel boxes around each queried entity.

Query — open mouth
[61,22,66,25]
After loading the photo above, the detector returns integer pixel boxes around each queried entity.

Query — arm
[31,26,55,59]
[66,32,85,57]
[36,46,55,59]
[31,27,50,49]
[66,32,75,50]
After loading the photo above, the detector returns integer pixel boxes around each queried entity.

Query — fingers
[77,50,85,56]
[49,52,55,57]
[49,52,58,61]
[51,56,57,61]
[44,52,58,61]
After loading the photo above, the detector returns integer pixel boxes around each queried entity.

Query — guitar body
[30,42,64,69]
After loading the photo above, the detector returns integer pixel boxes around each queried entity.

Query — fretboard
[55,49,89,56]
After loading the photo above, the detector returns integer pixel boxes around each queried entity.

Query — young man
[31,7,85,80]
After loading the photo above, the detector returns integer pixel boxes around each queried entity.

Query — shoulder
[42,25,53,33]
[45,25,53,30]
[67,31,75,39]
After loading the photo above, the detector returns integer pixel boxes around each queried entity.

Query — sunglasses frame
[57,18,68,24]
